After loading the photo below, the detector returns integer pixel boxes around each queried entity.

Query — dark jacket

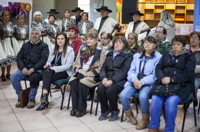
[17,40,49,71]
[100,48,133,87]
[131,44,142,54]
[155,50,196,101]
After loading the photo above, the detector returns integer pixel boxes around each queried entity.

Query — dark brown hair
[110,36,131,51]
[52,32,69,57]
[64,9,71,13]
[82,12,88,19]
[128,32,138,45]
[48,14,56,20]
[172,35,186,46]
[190,31,200,40]
[101,31,113,40]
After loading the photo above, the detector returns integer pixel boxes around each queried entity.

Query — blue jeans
[149,95,181,132]
[120,84,151,114]
[10,69,43,99]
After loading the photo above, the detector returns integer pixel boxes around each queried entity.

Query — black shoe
[86,94,92,101]
[108,109,120,121]
[70,109,77,116]
[1,75,6,81]
[51,84,59,89]
[76,110,86,117]
[99,111,110,121]
[36,102,49,111]
[94,96,98,102]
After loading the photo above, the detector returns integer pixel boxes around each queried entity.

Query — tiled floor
[0,63,200,132]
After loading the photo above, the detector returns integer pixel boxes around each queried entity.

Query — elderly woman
[149,36,196,132]
[127,32,141,54]
[31,11,54,50]
[69,29,106,117]
[36,32,74,111]
[68,25,82,55]
[97,36,133,121]
[0,11,20,81]
[120,36,162,130]
[62,9,76,35]
[78,12,93,40]
[185,31,200,94]
[13,14,29,49]
[98,31,113,54]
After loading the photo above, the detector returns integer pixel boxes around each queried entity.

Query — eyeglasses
[155,31,163,34]
[190,37,199,40]
[101,37,108,40]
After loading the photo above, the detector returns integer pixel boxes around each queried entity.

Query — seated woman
[98,31,113,55]
[149,36,196,132]
[68,29,106,117]
[97,36,133,121]
[68,25,82,56]
[36,32,75,111]
[120,36,162,130]
[127,32,141,54]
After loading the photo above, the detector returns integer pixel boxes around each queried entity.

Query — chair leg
[60,84,66,110]
[193,101,197,126]
[90,88,95,114]
[49,87,52,97]
[121,108,124,122]
[181,104,188,132]
[67,87,71,109]
[135,98,138,114]
[95,102,99,116]
[24,80,27,89]
[198,99,200,115]
[163,104,166,119]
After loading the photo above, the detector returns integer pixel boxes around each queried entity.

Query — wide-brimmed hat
[96,6,112,13]
[47,9,59,14]
[71,7,84,12]
[129,10,144,16]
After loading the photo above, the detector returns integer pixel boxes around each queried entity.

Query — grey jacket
[46,46,75,76]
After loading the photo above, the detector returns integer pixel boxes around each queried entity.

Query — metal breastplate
[20,27,26,39]
[7,25,13,37]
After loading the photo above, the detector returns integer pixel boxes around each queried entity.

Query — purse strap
[139,59,147,73]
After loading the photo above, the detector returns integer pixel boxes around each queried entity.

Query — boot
[36,93,49,111]
[124,108,137,125]
[136,113,149,130]
[27,99,35,109]
[148,128,159,132]
[15,98,21,108]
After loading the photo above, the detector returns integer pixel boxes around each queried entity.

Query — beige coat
[69,46,106,87]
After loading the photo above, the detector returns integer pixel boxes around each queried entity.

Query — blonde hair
[160,11,175,27]
[16,14,24,20]
[85,28,98,39]
[33,11,42,20]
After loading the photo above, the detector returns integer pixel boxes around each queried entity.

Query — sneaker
[108,109,120,121]
[27,99,35,109]
[99,111,110,121]
[15,99,21,108]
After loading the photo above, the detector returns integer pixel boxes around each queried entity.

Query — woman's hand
[44,64,50,69]
[161,77,170,85]
[51,39,55,44]
[134,79,140,89]
[137,81,143,89]
[79,70,88,77]
[49,66,54,71]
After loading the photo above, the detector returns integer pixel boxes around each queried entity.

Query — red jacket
[71,37,82,55]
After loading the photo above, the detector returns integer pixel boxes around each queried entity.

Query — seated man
[11,27,49,109]
[155,26,172,55]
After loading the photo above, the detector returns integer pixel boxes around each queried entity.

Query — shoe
[1,75,6,81]
[36,93,49,111]
[136,113,149,130]
[94,96,98,102]
[6,74,10,80]
[15,98,21,108]
[108,109,120,121]
[124,107,137,125]
[148,128,159,132]
[76,110,86,117]
[86,89,94,101]
[86,93,92,101]
[99,111,110,121]
[27,99,35,109]
[51,84,59,89]
[70,109,77,116]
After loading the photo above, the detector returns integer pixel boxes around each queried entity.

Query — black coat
[155,50,196,101]
[100,48,133,87]
[17,40,49,71]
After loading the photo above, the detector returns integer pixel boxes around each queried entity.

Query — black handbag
[132,60,147,87]
[150,81,180,96]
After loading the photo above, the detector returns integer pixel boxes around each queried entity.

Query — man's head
[96,6,112,18]
[30,27,41,44]
[100,10,109,18]
[155,26,167,42]
[129,10,144,22]
[132,14,140,22]
[49,12,56,17]
[75,10,81,18]
[47,9,59,18]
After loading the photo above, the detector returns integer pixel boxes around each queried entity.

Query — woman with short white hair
[31,11,55,50]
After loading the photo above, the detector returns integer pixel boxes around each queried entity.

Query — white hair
[33,11,42,21]
[31,27,41,35]
[160,11,175,27]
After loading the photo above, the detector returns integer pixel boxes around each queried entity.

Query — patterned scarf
[81,44,97,63]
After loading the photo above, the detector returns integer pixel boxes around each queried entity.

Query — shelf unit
[143,0,194,27]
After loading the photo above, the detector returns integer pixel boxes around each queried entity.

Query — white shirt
[64,19,69,31]
[82,22,87,35]
[82,55,94,71]
[20,27,26,39]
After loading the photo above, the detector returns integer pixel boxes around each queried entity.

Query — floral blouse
[13,24,29,40]
[0,21,14,40]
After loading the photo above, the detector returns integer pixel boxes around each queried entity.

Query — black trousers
[70,79,93,111]
[97,82,124,112]
[43,69,68,94]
